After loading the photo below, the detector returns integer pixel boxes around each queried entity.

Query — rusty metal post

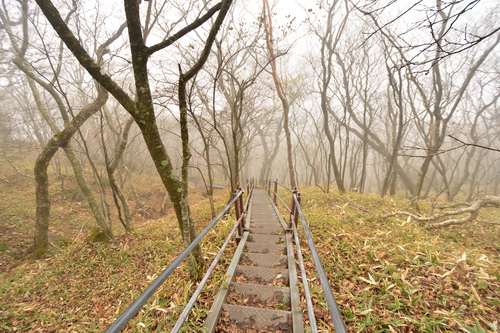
[234,189,242,241]
[295,190,301,225]
[290,188,297,228]
[238,187,245,232]
[273,179,278,205]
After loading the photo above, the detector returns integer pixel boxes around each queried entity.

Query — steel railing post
[290,188,297,228]
[234,189,242,241]
[295,190,301,226]
[238,187,245,236]
[273,179,278,205]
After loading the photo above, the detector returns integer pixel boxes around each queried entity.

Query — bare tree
[262,0,297,188]
[34,0,232,277]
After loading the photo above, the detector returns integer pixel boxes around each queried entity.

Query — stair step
[206,189,304,333]
[252,220,280,224]
[245,241,285,254]
[252,213,274,217]
[235,265,288,286]
[251,223,277,226]
[248,234,285,244]
[251,220,277,225]
[218,304,291,332]
[241,252,287,268]
[250,225,284,235]
[227,282,290,310]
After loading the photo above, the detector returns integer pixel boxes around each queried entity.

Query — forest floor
[0,155,235,332]
[0,147,172,272]
[0,148,237,332]
[0,156,498,332]
[291,188,499,333]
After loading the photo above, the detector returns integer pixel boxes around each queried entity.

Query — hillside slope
[1,185,498,332]
[0,190,235,332]
[293,188,499,332]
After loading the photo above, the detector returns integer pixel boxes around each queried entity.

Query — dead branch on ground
[387,196,500,228]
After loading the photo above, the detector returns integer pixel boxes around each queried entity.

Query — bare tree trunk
[315,2,349,193]
[263,0,296,189]
[257,127,270,184]
[359,137,368,192]
[24,75,112,243]
[13,54,113,243]
[101,115,134,231]
[381,61,405,197]
[178,73,202,278]
[264,118,283,183]
[465,152,486,201]
[34,87,109,256]
[34,0,232,277]
[293,128,320,186]
[189,90,216,218]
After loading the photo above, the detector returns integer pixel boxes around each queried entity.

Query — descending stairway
[204,189,304,332]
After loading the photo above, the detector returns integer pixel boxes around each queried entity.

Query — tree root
[388,196,500,228]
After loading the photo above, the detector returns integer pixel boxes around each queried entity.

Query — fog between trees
[0,0,499,266]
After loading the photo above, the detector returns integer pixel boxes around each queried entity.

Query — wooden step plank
[250,225,284,235]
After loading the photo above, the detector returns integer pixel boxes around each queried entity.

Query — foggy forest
[0,0,499,332]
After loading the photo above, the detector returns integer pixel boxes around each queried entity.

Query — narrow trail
[205,189,304,332]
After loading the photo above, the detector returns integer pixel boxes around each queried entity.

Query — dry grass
[286,188,499,332]
[0,189,238,332]
[0,148,238,332]
[1,159,498,333]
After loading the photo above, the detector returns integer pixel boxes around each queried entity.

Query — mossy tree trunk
[34,87,109,256]
[35,0,233,278]
[1,1,121,255]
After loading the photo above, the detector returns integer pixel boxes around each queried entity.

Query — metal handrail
[171,184,254,332]
[105,190,244,333]
[271,178,346,332]
[274,190,317,331]
[293,194,347,333]
[276,192,292,213]
[270,193,316,331]
[290,217,318,332]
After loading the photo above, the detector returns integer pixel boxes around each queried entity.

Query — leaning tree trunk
[23,75,111,238]
[34,0,233,279]
[34,87,109,256]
